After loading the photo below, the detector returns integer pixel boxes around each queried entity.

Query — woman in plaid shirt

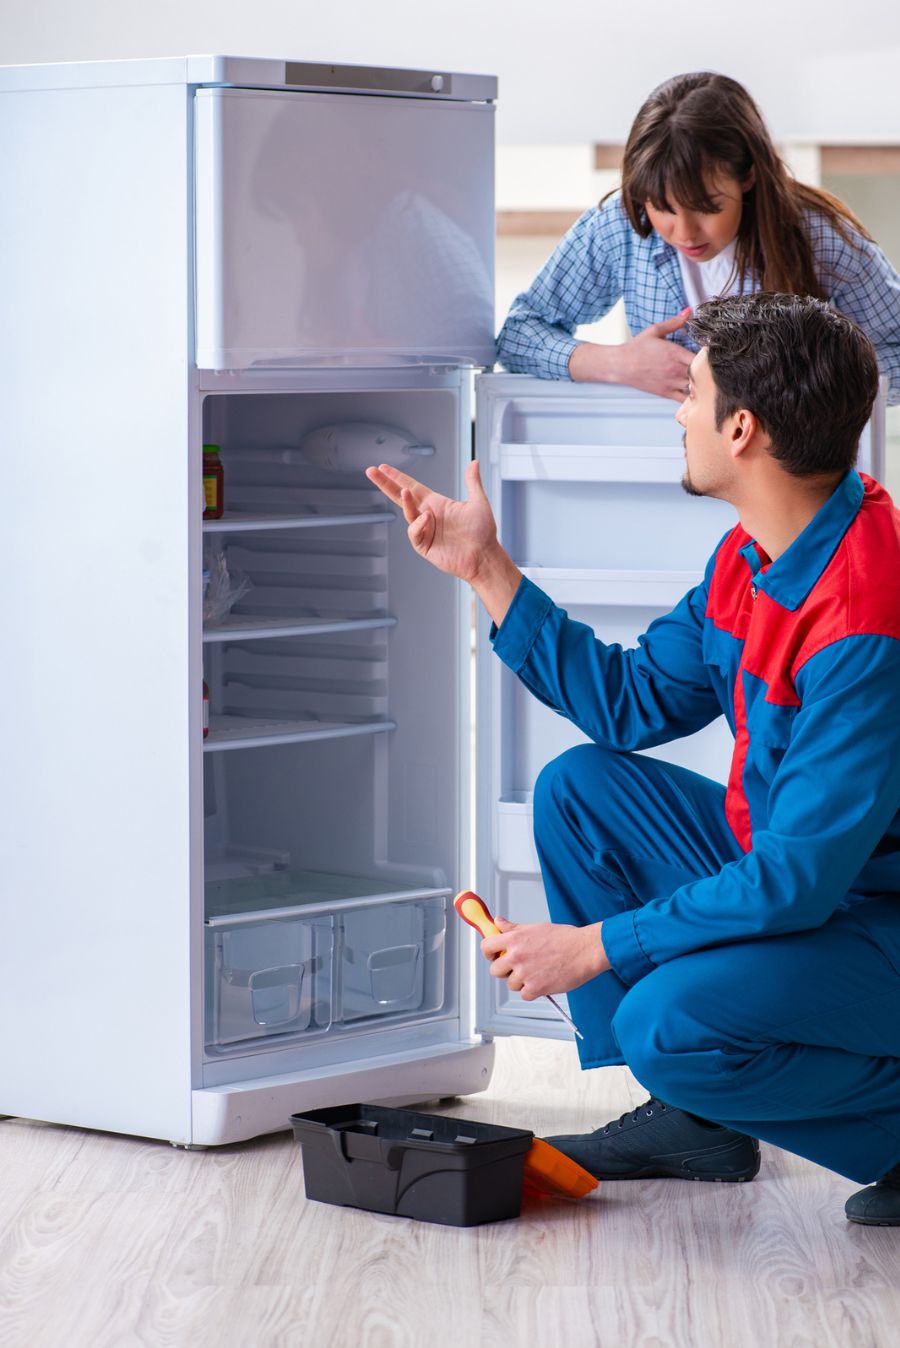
[496,72,900,403]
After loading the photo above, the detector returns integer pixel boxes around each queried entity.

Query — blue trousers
[534,745,900,1184]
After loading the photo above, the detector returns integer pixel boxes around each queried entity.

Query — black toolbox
[290,1103,534,1227]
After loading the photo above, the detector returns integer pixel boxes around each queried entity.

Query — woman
[496,72,900,402]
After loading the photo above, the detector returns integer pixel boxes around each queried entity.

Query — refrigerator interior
[198,384,468,1080]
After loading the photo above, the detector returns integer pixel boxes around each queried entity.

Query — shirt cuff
[489,575,555,672]
[600,909,657,986]
[541,334,579,380]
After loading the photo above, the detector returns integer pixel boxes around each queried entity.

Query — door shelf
[495,797,539,874]
[520,567,702,608]
[203,613,397,643]
[203,509,396,534]
[203,715,396,753]
[499,442,684,483]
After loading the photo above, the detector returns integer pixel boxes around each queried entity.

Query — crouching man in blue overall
[367,292,900,1226]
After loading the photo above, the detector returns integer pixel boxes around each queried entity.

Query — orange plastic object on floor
[523,1137,599,1200]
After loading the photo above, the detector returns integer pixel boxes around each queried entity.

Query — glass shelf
[203,613,397,644]
[202,508,395,534]
[203,714,396,753]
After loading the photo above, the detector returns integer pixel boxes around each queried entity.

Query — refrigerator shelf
[203,714,396,752]
[499,442,684,483]
[202,509,396,534]
[205,870,451,923]
[519,567,702,608]
[203,614,397,643]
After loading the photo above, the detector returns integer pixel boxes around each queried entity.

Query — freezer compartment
[193,87,494,370]
[204,871,451,1052]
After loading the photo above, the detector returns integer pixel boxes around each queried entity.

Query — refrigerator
[0,56,884,1146]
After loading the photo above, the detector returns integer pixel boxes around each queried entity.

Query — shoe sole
[588,1145,761,1184]
[594,1168,758,1182]
[845,1215,900,1227]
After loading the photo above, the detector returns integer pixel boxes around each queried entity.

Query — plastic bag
[203,543,251,626]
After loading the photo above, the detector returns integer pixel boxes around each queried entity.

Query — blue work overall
[492,472,900,1185]
[535,744,900,1185]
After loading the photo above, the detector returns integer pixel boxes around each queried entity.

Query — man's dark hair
[687,293,880,477]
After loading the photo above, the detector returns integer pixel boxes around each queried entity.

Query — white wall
[2,0,900,144]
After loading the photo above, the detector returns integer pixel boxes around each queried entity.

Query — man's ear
[729,408,759,458]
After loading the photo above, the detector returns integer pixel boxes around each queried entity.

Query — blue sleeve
[495,203,626,379]
[814,219,900,405]
[602,633,900,985]
[490,565,723,751]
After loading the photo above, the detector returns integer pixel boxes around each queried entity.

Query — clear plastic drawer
[339,896,447,1024]
[206,913,334,1047]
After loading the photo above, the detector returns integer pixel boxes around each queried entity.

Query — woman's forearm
[568,341,625,383]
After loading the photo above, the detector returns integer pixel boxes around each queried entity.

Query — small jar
[203,679,210,739]
[203,444,224,519]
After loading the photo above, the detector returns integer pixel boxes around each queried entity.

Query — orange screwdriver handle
[454,890,585,1041]
[453,891,502,942]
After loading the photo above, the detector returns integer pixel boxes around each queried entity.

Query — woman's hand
[365,460,523,626]
[481,917,610,1000]
[569,308,694,401]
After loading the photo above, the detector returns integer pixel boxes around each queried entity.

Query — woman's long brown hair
[612,72,872,297]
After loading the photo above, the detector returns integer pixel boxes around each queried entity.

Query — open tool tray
[290,1104,534,1226]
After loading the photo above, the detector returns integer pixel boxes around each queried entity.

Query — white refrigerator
[0,56,883,1146]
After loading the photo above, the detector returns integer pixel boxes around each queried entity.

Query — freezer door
[194,87,494,370]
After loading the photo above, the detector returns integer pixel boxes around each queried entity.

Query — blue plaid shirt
[496,192,900,402]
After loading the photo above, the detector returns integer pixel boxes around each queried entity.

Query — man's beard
[681,433,705,497]
[681,467,705,497]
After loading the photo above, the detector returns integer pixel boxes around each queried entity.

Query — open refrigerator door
[470,375,895,1041]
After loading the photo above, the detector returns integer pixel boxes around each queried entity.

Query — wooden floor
[0,1037,897,1347]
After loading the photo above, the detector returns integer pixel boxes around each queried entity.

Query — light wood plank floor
[0,1037,897,1347]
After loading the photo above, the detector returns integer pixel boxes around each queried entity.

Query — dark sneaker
[544,1097,760,1182]
[844,1165,900,1226]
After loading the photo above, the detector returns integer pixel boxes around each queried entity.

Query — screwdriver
[453,890,584,1040]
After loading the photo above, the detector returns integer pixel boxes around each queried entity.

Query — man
[366,293,900,1226]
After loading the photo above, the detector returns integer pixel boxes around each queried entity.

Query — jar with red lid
[203,443,224,519]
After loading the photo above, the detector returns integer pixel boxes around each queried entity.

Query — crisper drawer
[204,875,451,1051]
[340,898,446,1023]
[193,88,495,370]
[206,913,334,1046]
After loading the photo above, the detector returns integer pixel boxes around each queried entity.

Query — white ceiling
[2,0,900,142]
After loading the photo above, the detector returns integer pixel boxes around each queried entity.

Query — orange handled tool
[454,890,584,1041]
